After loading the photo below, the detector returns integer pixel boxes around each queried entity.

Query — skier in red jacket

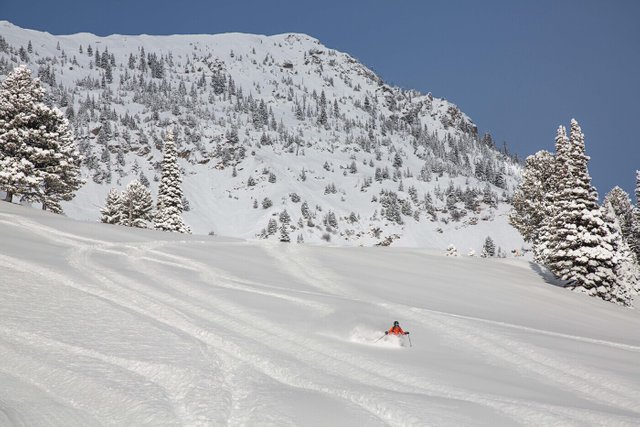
[385,321,409,336]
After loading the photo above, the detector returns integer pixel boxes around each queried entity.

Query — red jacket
[387,326,405,335]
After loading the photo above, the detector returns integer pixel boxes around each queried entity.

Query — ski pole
[406,333,412,347]
[374,333,387,342]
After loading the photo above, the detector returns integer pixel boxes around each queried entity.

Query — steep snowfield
[1,202,639,426]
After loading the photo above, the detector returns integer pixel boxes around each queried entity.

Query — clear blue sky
[3,0,639,198]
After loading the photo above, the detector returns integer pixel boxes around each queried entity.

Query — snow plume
[348,325,406,348]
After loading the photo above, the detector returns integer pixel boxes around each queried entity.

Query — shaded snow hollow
[0,202,639,426]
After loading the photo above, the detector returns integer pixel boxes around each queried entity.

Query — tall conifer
[542,120,619,302]
[155,129,190,233]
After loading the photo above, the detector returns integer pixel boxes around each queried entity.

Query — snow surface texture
[1,202,639,426]
[0,21,524,252]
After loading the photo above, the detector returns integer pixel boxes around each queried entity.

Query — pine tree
[279,209,291,225]
[481,236,496,257]
[279,222,290,242]
[0,65,45,202]
[603,201,638,304]
[393,152,403,169]
[0,66,83,211]
[509,150,555,245]
[604,187,635,245]
[267,218,278,235]
[36,107,83,213]
[317,107,327,126]
[100,188,123,225]
[301,201,310,219]
[154,130,190,233]
[542,120,619,302]
[632,170,640,260]
[222,127,241,167]
[534,127,569,263]
[121,179,153,228]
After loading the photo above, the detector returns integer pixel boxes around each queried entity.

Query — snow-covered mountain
[0,21,523,252]
[2,199,640,426]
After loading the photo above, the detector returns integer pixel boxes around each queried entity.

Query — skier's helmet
[393,321,399,327]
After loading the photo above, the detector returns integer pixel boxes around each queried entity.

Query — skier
[385,321,409,336]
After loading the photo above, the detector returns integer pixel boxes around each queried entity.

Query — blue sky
[3,0,639,198]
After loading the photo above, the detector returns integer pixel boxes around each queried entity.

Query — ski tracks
[1,221,409,425]
[263,244,640,425]
[2,213,639,426]
[403,305,640,422]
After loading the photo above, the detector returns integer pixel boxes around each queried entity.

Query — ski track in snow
[1,211,640,426]
[265,242,640,425]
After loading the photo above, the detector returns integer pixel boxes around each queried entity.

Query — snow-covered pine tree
[0,66,82,212]
[632,170,640,260]
[100,188,123,225]
[279,209,291,226]
[267,218,278,236]
[279,222,290,242]
[154,130,190,233]
[509,150,555,245]
[121,179,153,228]
[35,106,83,213]
[534,127,568,263]
[481,236,496,257]
[542,119,620,303]
[0,66,44,202]
[603,200,638,303]
[604,186,635,246]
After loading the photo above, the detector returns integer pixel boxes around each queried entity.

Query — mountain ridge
[0,21,524,252]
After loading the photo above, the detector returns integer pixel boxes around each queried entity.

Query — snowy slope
[1,201,639,426]
[0,21,524,252]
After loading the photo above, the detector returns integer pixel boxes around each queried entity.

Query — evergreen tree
[121,179,153,228]
[393,152,403,169]
[0,66,83,212]
[509,150,555,244]
[100,188,123,225]
[603,201,638,304]
[279,209,291,225]
[604,186,635,246]
[0,65,45,202]
[154,130,190,233]
[541,120,620,302]
[222,127,242,167]
[535,126,569,263]
[36,107,83,213]
[481,236,496,257]
[279,222,290,242]
[632,170,640,260]
[267,218,278,235]
[301,201,310,219]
